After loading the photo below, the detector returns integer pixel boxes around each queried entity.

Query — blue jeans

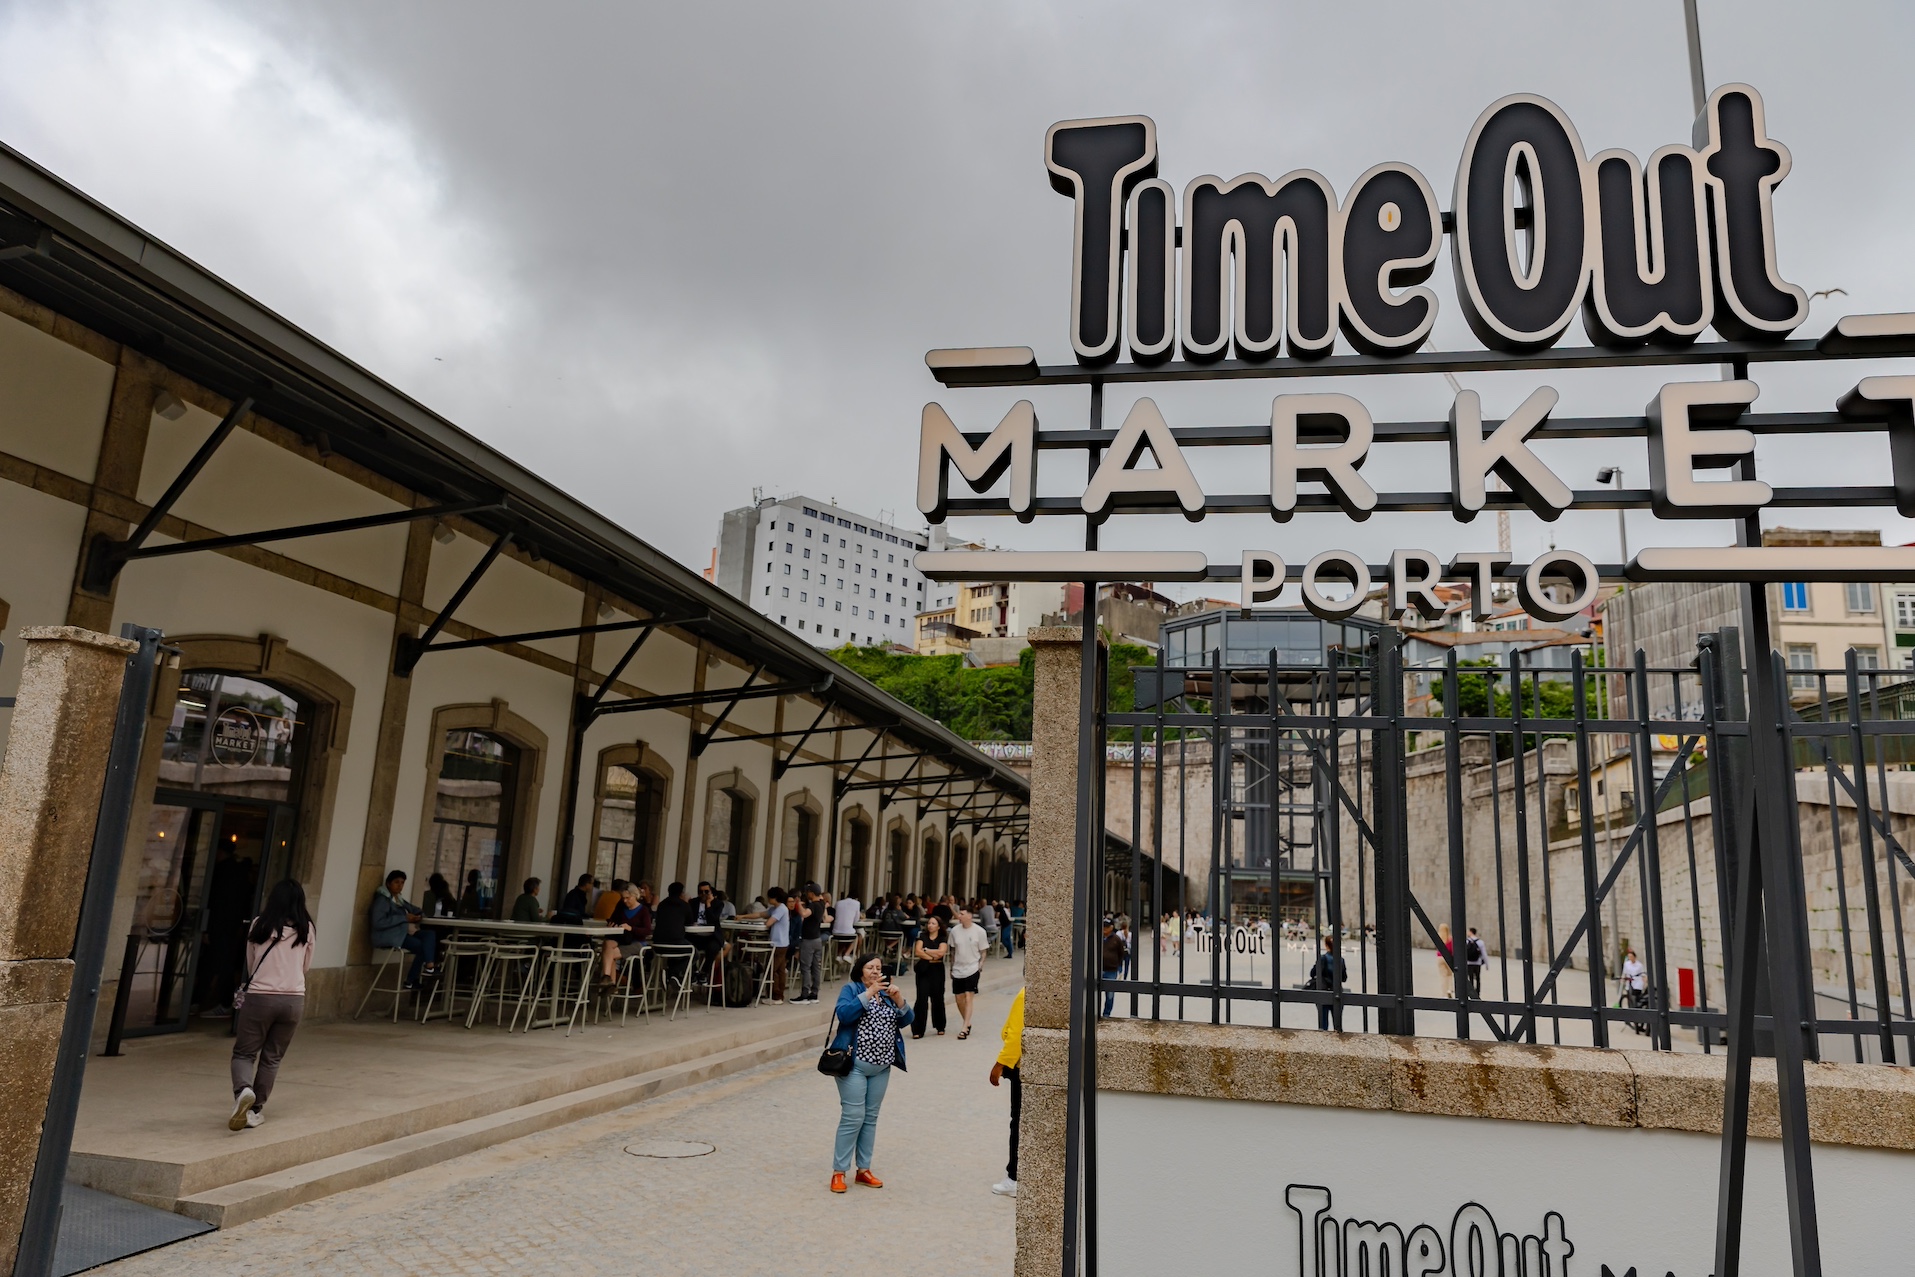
[1101,968,1122,1016]
[401,930,438,987]
[833,1059,891,1172]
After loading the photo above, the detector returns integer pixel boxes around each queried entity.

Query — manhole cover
[623,1140,715,1159]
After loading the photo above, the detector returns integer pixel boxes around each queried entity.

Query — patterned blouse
[853,991,898,1066]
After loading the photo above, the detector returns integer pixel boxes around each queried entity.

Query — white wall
[1098,1091,1913,1277]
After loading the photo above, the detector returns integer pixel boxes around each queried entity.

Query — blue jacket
[831,980,914,1071]
[368,890,416,950]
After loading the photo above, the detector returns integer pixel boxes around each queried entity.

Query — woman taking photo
[910,913,950,1038]
[827,954,914,1192]
[228,878,314,1131]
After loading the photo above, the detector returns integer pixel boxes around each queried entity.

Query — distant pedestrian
[1465,926,1487,998]
[990,986,1025,1198]
[795,883,825,1003]
[949,906,990,1038]
[911,914,950,1037]
[1100,918,1126,1017]
[827,954,914,1192]
[229,879,315,1131]
[1436,923,1455,999]
[999,899,1016,958]
[979,900,1001,957]
[1310,936,1346,1031]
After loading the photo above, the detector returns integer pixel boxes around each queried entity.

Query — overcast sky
[0,1,1910,591]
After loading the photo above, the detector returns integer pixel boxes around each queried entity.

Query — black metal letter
[1181,171,1338,362]
[1340,163,1441,356]
[1584,146,1712,346]
[1046,116,1158,367]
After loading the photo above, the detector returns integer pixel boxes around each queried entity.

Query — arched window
[428,728,521,918]
[703,784,756,903]
[921,832,942,898]
[595,762,667,888]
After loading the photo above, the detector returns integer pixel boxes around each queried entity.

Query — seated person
[553,872,595,924]
[510,877,546,923]
[368,869,437,989]
[599,882,652,982]
[592,878,628,923]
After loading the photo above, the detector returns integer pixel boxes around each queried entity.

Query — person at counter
[592,878,627,923]
[693,881,727,961]
[510,877,546,923]
[599,882,652,983]
[737,887,791,1003]
[368,870,438,989]
[554,873,595,924]
[653,881,693,946]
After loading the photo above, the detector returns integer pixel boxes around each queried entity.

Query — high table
[422,917,625,1028]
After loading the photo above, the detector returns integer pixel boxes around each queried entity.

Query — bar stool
[468,941,540,1030]
[420,935,490,1023]
[354,946,410,1022]
[876,930,905,975]
[650,943,697,1020]
[603,947,650,1026]
[737,940,776,1007]
[533,945,596,1036]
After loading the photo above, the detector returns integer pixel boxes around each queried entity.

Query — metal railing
[1099,630,1915,1064]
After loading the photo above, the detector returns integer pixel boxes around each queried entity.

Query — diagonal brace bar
[422,609,704,658]
[689,663,765,758]
[592,676,831,718]
[124,498,500,564]
[396,529,513,675]
[84,393,254,592]
[773,703,836,779]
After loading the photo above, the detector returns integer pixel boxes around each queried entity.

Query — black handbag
[818,1012,853,1077]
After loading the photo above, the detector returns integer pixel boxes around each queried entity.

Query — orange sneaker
[855,1169,884,1188]
[829,1173,847,1194]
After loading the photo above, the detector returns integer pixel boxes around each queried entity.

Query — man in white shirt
[830,891,861,973]
[949,905,990,1038]
[738,887,792,1003]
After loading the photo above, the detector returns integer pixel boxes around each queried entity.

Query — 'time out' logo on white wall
[1286,1185,1577,1277]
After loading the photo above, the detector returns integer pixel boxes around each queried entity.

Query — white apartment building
[715,495,929,647]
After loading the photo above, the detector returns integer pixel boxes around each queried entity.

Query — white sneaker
[992,1178,1018,1197]
[244,1108,265,1129]
[228,1087,256,1131]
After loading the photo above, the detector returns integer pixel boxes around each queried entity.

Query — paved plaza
[94,975,1024,1276]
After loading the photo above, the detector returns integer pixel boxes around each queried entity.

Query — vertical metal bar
[1487,668,1511,1038]
[1634,651,1674,1050]
[16,625,163,1277]
[1870,672,1913,1027]
[1843,653,1894,1061]
[1509,650,1539,1043]
[1679,656,1711,1051]
[1443,651,1469,1038]
[1129,673,1143,1019]
[1533,663,1562,1044]
[1327,660,1345,1034]
[1209,644,1225,1024]
[1571,650,1611,1046]
[1819,660,1863,1060]
[1152,645,1166,1023]
[1371,628,1412,1034]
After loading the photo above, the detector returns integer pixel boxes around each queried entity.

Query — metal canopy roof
[0,140,1029,812]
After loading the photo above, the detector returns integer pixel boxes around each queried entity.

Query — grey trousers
[231,992,303,1107]
[798,937,824,998]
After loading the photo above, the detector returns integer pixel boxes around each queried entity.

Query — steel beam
[688,663,764,758]
[591,675,832,719]
[418,608,704,658]
[395,528,512,676]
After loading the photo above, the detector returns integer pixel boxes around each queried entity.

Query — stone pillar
[0,626,137,1273]
[1017,625,1098,1277]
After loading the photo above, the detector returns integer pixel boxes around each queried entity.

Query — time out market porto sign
[910,85,1915,624]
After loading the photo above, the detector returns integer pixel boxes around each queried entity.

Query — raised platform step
[174,1021,824,1227]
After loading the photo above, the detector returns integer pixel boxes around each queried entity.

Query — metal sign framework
[910,84,1915,1277]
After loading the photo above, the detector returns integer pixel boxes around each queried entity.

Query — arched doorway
[841,809,872,899]
[921,831,942,898]
[128,671,312,1033]
[702,772,758,904]
[593,749,670,890]
[779,793,821,890]
[884,819,908,900]
[949,834,968,903]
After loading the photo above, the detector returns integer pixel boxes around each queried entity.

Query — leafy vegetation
[824,635,1160,741]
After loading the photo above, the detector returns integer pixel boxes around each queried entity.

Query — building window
[800,592,807,602]
[785,542,793,553]
[833,628,841,637]
[780,615,787,624]
[805,527,813,538]
[817,597,824,607]
[1847,582,1876,613]
[836,578,843,588]
[429,729,519,918]
[836,601,843,611]
[594,760,665,888]
[1782,581,1810,612]
[1896,594,1915,629]
[1787,643,1817,691]
[1856,647,1883,669]
[782,587,789,597]
[803,548,810,559]
[763,586,770,596]
[783,564,791,575]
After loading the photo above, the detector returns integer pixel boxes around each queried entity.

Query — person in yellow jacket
[989,986,1024,1197]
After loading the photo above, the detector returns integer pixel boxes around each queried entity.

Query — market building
[0,141,1030,1033]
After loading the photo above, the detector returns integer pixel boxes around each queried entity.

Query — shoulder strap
[244,931,284,985]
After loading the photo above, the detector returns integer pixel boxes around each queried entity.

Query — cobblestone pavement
[98,977,1023,1277]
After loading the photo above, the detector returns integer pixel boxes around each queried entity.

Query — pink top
[245,925,316,996]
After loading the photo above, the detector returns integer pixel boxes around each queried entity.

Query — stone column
[0,626,137,1273]
[1016,625,1099,1277]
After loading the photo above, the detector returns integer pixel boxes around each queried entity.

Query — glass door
[123,797,219,1034]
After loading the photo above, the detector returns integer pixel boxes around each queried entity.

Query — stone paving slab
[94,969,1027,1276]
